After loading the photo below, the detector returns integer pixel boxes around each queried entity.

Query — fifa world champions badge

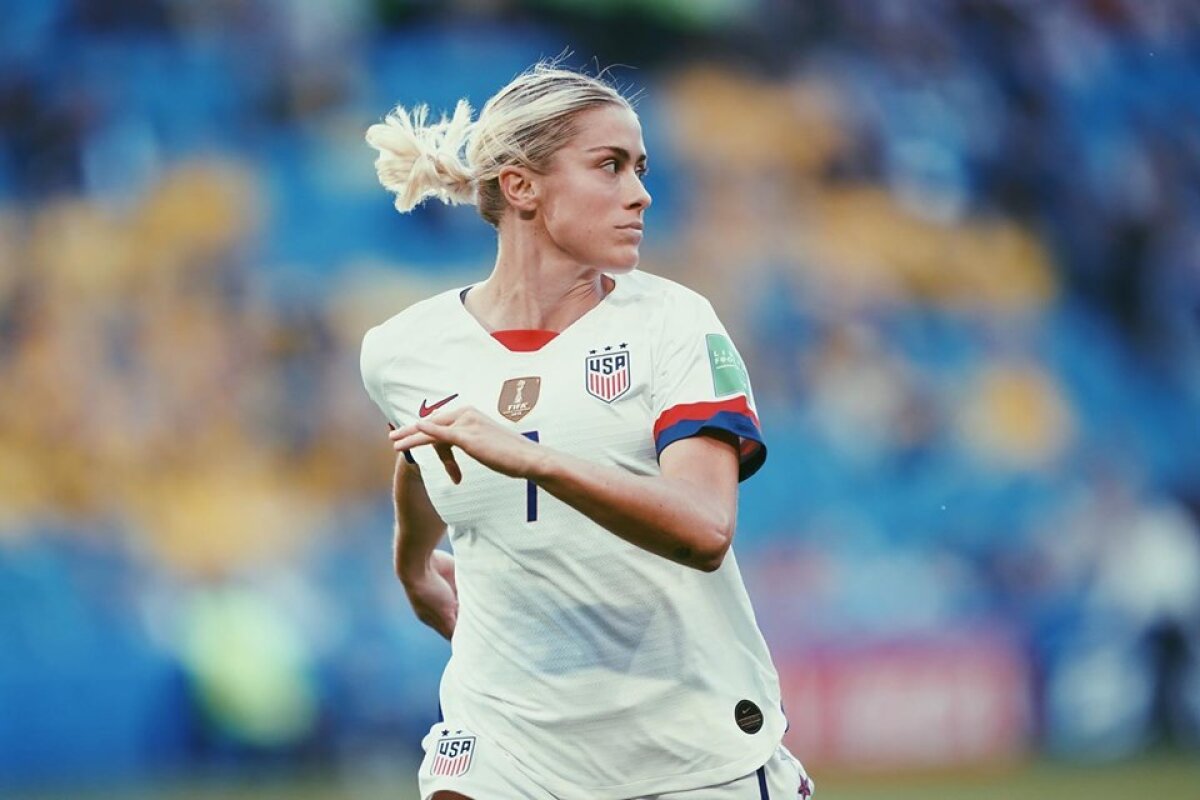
[430,733,477,777]
[498,376,541,422]
[585,344,631,402]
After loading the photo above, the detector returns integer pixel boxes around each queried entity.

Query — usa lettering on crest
[430,735,476,777]
[585,345,631,403]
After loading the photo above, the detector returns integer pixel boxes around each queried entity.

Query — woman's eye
[602,161,619,173]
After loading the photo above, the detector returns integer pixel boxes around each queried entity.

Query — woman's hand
[400,549,458,640]
[388,406,543,484]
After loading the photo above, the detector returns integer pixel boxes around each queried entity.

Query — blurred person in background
[360,62,813,800]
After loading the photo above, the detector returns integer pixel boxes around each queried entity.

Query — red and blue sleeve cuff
[653,398,767,481]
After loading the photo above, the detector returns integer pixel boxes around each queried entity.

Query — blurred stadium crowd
[2,0,1200,790]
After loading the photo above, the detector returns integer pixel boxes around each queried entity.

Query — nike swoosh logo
[419,393,459,418]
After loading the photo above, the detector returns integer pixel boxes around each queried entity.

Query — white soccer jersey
[360,270,785,799]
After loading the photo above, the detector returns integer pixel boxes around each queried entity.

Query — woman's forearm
[528,437,738,572]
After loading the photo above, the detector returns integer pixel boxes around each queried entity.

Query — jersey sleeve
[651,292,766,481]
[360,325,417,464]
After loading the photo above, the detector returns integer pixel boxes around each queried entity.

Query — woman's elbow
[678,520,734,572]
[694,549,728,572]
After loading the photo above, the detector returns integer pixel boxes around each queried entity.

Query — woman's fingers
[386,408,475,481]
[392,432,461,484]
[389,413,461,444]
[391,431,438,451]
[389,424,419,442]
[434,442,462,484]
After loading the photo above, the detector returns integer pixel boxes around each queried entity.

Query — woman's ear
[497,165,539,214]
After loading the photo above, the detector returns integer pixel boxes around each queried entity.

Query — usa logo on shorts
[430,734,476,777]
[585,345,631,403]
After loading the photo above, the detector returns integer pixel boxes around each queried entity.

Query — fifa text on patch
[498,377,541,422]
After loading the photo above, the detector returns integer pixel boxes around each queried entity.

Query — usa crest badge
[585,344,631,403]
[430,733,476,777]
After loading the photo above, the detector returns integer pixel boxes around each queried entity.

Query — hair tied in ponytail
[366,99,477,212]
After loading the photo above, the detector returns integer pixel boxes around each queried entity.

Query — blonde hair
[366,62,631,227]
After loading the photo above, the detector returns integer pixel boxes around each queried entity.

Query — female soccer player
[361,62,813,800]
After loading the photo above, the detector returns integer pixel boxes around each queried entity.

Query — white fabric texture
[362,271,784,800]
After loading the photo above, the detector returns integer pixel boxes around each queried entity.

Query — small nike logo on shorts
[419,394,459,417]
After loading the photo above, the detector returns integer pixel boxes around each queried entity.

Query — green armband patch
[706,333,751,397]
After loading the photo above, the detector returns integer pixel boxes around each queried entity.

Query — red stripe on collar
[491,330,558,352]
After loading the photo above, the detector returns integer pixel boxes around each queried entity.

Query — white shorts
[417,721,815,800]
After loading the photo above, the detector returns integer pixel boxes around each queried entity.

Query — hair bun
[365,99,477,213]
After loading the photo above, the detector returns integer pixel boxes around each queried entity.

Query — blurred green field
[825,752,1200,800]
[12,751,1200,800]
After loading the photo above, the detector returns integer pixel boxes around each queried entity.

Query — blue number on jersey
[522,430,539,522]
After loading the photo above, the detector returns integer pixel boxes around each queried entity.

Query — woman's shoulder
[365,285,463,336]
[619,270,715,313]
[360,285,465,363]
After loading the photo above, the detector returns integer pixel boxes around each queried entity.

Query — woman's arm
[536,430,739,571]
[389,407,740,572]
[391,453,458,638]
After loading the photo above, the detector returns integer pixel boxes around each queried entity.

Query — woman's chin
[604,250,642,273]
[606,261,640,275]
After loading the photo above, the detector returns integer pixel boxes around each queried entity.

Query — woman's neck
[465,236,612,332]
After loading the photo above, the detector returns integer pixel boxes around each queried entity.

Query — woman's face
[536,104,652,273]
